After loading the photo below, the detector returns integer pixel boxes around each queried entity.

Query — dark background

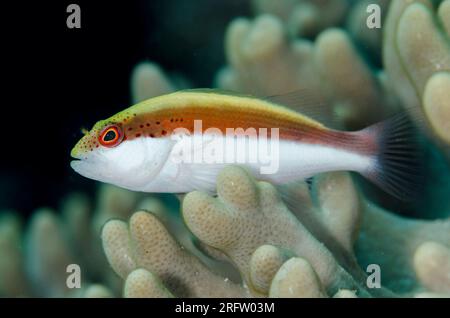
[1,0,250,215]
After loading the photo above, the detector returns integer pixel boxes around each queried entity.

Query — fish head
[70,117,173,191]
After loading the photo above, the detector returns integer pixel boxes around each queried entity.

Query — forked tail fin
[360,113,424,201]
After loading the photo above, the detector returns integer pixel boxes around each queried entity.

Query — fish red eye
[99,125,123,147]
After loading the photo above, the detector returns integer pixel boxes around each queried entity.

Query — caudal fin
[361,113,424,201]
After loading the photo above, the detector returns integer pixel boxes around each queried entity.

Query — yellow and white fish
[71,89,420,199]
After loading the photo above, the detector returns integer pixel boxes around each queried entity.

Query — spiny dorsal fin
[182,88,338,128]
[265,89,338,129]
[180,88,255,99]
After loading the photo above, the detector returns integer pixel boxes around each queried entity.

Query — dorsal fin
[265,89,338,129]
[181,88,338,128]
[180,88,255,98]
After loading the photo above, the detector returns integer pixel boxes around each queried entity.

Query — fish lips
[71,149,119,184]
[70,148,103,178]
[70,158,100,180]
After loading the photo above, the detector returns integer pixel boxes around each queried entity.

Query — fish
[70,89,421,200]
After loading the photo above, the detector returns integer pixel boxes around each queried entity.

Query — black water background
[1,0,250,216]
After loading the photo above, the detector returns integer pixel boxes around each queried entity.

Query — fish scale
[71,89,421,200]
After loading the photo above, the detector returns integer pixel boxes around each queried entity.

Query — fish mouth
[70,147,85,160]
[70,158,100,181]
[70,149,84,171]
[70,145,100,171]
[70,148,113,184]
[70,158,88,173]
[70,153,86,173]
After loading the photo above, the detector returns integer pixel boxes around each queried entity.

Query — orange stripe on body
[109,91,374,155]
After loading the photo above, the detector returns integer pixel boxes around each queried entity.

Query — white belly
[142,135,372,193]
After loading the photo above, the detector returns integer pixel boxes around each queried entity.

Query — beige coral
[130,62,175,104]
[101,210,248,297]
[102,167,365,297]
[249,245,292,294]
[95,1,450,298]
[82,284,114,298]
[356,201,450,296]
[251,0,349,38]
[25,209,77,297]
[383,0,450,148]
[0,184,149,298]
[423,72,450,144]
[124,269,174,298]
[215,14,395,129]
[413,241,450,294]
[182,167,373,296]
[0,213,28,297]
[269,257,326,298]
[100,165,450,298]
[3,167,448,298]
[345,0,390,55]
